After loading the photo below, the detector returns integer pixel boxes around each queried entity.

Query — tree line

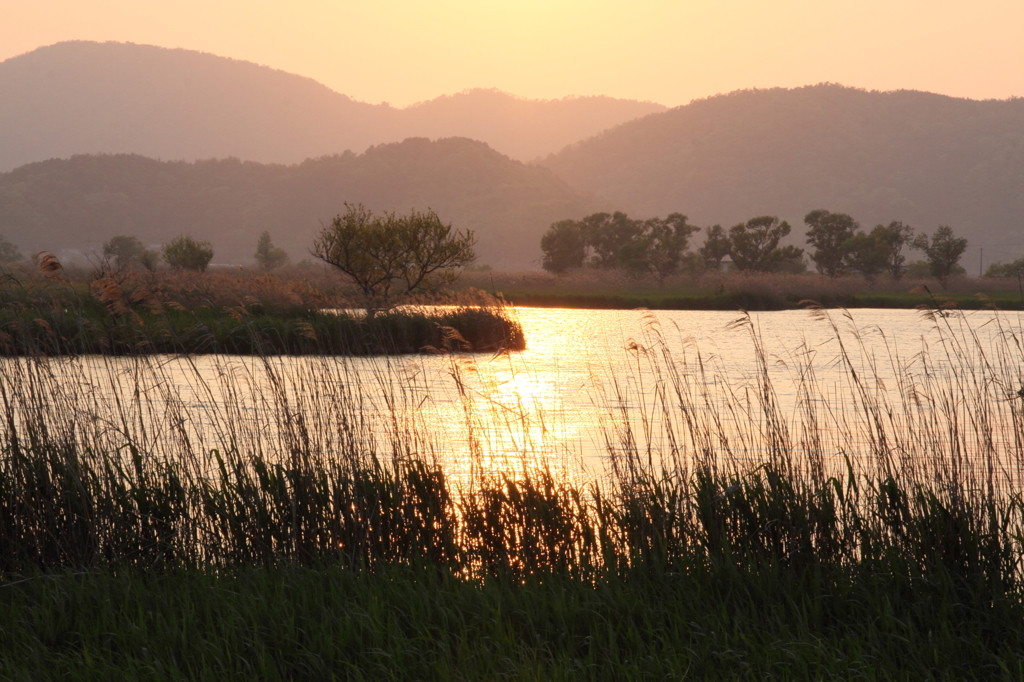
[0,231,290,273]
[541,209,975,286]
[2,202,472,308]
[99,232,290,273]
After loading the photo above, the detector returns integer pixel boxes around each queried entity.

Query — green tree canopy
[103,235,157,271]
[312,203,475,301]
[0,234,23,264]
[804,210,859,278]
[985,257,1024,278]
[838,220,915,282]
[912,226,968,288]
[581,212,646,271]
[643,214,700,281]
[843,233,888,283]
[540,211,698,279]
[540,219,586,273]
[728,216,803,272]
[254,231,289,270]
[872,221,915,280]
[162,235,214,272]
[699,224,731,269]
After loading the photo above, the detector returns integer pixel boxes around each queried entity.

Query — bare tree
[312,203,475,305]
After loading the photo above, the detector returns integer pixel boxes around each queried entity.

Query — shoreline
[500,290,1024,311]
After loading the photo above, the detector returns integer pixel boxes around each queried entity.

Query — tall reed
[0,301,1022,600]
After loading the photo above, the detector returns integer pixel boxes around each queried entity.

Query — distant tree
[582,212,646,271]
[699,224,731,270]
[842,221,915,282]
[728,216,803,272]
[873,221,915,280]
[0,234,23,264]
[540,219,587,273]
[678,251,709,275]
[312,203,475,302]
[776,253,809,274]
[254,231,289,270]
[908,259,965,279]
[843,233,887,283]
[804,210,859,278]
[985,257,1024,300]
[986,257,1024,278]
[912,226,968,288]
[541,211,698,279]
[642,213,700,281]
[103,235,158,271]
[140,250,159,271]
[162,235,214,272]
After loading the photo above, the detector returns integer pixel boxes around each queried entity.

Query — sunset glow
[3,0,1023,105]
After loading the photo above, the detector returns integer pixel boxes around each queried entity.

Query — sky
[2,0,1023,107]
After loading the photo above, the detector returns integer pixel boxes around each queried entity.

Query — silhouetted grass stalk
[0,303,1022,600]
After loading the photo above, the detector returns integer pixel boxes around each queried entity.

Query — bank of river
[502,289,1024,310]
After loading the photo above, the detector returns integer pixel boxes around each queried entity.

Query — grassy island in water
[0,261,523,356]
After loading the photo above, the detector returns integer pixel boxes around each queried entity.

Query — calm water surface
[399,307,1022,472]
[9,307,1023,481]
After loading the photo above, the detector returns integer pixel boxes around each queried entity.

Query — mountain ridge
[0,137,602,270]
[0,41,667,171]
[542,84,1024,261]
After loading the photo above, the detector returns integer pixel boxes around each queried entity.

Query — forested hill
[0,41,665,171]
[0,138,600,270]
[543,85,1024,260]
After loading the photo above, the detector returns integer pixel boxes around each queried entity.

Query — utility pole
[980,247,983,277]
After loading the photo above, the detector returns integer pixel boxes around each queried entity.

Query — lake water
[4,306,1023,483]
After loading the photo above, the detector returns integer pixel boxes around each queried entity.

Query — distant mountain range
[543,85,1024,260]
[2,41,1023,271]
[0,41,666,171]
[0,138,600,270]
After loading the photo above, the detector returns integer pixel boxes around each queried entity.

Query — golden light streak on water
[3,307,1024,487]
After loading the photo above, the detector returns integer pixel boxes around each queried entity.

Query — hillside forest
[0,43,1022,274]
[0,140,598,271]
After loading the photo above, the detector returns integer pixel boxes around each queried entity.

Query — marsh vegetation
[2,293,1024,677]
[0,257,523,356]
[471,266,1024,311]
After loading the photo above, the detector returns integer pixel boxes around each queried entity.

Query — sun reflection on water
[8,306,1023,488]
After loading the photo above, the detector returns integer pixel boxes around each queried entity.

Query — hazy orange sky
[3,0,1023,106]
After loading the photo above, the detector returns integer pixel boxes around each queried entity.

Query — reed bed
[0,259,524,355]
[0,302,1021,582]
[3,302,1024,678]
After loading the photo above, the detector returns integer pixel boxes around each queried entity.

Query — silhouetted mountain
[399,89,665,162]
[543,85,1024,261]
[0,138,600,270]
[0,41,665,171]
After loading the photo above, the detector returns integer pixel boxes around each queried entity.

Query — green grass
[2,562,1022,681]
